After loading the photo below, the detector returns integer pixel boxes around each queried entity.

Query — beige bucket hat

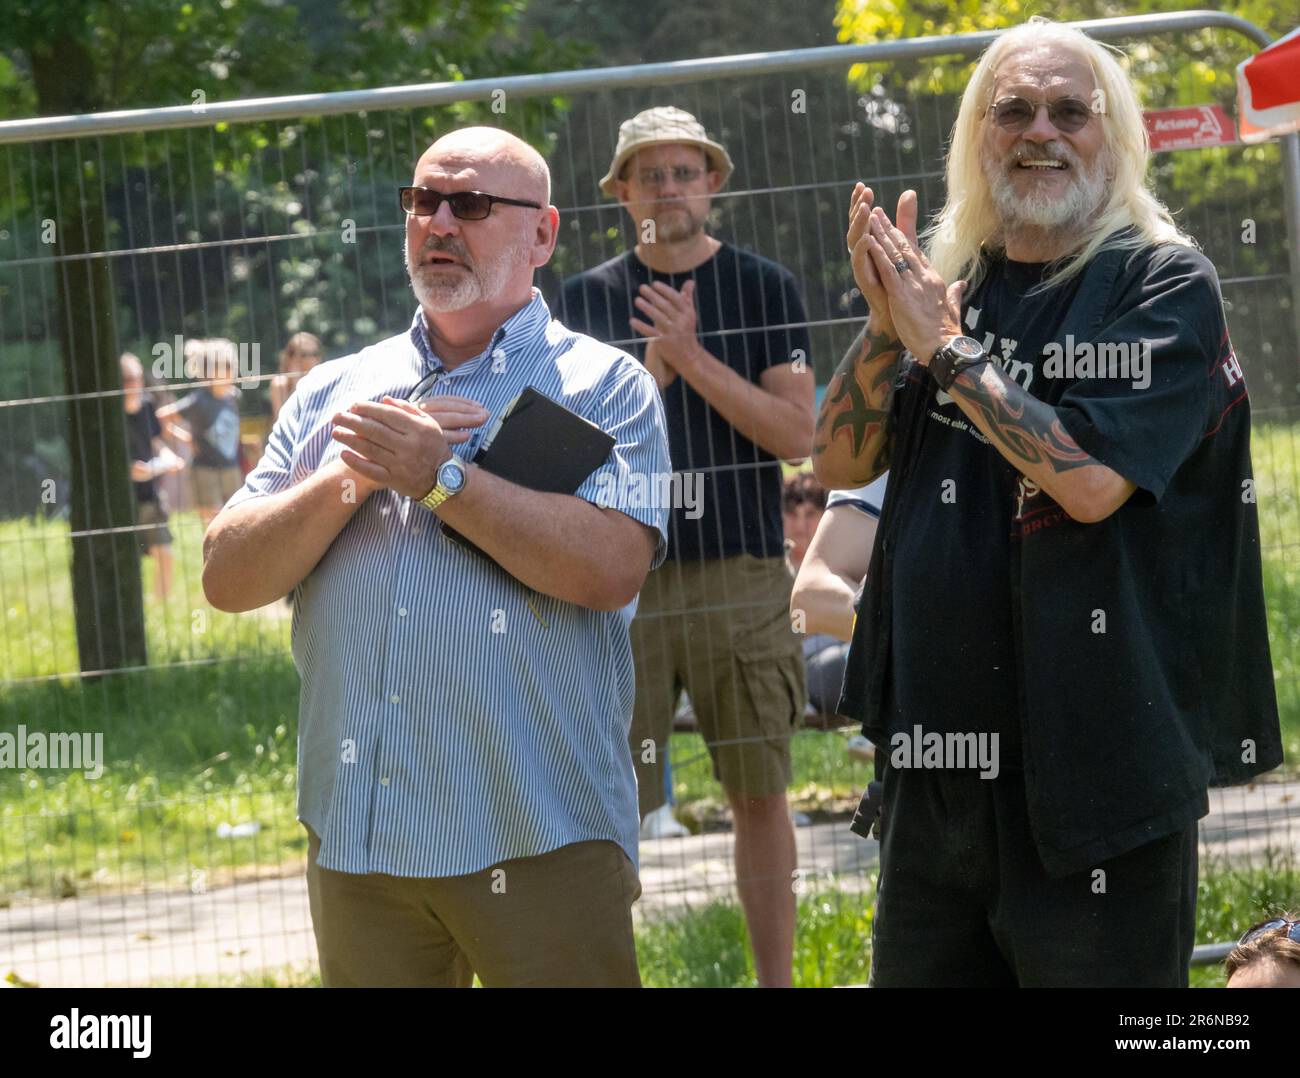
[599,106,735,198]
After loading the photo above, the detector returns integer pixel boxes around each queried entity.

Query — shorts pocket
[733,635,806,735]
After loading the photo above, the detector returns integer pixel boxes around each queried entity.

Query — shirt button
[380,777,390,787]
[389,694,400,704]
[398,607,408,617]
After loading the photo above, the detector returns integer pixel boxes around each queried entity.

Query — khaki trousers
[306,827,642,987]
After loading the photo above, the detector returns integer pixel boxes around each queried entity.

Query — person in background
[789,473,887,760]
[121,352,185,599]
[159,337,243,528]
[270,331,323,421]
[790,475,886,641]
[559,106,816,988]
[1225,916,1300,988]
[781,471,826,571]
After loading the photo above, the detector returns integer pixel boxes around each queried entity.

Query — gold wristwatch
[419,455,468,510]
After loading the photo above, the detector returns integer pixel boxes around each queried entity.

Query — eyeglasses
[986,96,1098,135]
[399,186,541,220]
[1237,919,1300,946]
[635,166,707,188]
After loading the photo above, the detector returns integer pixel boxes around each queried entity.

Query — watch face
[950,335,984,360]
[438,457,466,493]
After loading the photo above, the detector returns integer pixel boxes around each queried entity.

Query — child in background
[121,352,185,599]
[159,338,243,528]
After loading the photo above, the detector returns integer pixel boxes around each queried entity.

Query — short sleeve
[1056,247,1221,503]
[572,363,672,569]
[759,266,812,377]
[224,382,305,510]
[826,473,888,518]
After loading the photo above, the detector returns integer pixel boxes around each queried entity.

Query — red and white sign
[1143,105,1237,152]
[1237,27,1300,144]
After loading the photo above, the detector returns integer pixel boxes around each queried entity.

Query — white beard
[983,140,1109,231]
[405,234,530,312]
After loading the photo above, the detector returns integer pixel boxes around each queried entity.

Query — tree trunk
[30,36,146,674]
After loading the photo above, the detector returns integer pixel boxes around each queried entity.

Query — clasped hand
[330,394,488,500]
[846,183,965,364]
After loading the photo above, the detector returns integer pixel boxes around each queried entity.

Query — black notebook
[441,386,616,561]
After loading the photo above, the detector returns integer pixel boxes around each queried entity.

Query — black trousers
[869,763,1198,987]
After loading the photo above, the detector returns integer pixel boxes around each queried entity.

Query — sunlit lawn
[1,423,1297,905]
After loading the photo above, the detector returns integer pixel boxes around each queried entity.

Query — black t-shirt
[883,256,1080,766]
[556,243,811,561]
[125,400,162,504]
[840,238,1283,876]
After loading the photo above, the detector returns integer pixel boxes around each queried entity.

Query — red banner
[1143,105,1237,152]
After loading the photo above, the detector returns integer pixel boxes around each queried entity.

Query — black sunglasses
[1237,918,1300,946]
[986,95,1097,135]
[399,186,541,220]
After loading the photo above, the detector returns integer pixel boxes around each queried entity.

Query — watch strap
[419,484,452,511]
[931,338,989,392]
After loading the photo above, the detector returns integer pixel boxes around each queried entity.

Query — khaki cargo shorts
[191,464,243,509]
[629,554,806,815]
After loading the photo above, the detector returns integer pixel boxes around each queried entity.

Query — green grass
[0,509,290,681]
[0,424,1297,901]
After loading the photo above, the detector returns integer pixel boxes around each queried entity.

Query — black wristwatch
[930,335,990,392]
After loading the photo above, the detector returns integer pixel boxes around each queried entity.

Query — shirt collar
[408,289,551,376]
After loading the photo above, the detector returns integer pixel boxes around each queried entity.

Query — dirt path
[2,781,1295,987]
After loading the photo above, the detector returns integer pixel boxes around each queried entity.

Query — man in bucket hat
[559,106,816,987]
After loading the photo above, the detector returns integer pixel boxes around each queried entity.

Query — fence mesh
[1,26,1297,986]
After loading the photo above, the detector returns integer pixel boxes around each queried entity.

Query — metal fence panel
[0,14,1297,986]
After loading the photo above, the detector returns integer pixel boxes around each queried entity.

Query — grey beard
[647,204,707,244]
[404,234,529,312]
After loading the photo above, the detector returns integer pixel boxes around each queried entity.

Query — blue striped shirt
[226,291,670,877]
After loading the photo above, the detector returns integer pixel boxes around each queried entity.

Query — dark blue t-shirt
[174,387,241,468]
[557,243,811,562]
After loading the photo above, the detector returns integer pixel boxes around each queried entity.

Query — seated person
[790,475,887,719]
[782,471,826,571]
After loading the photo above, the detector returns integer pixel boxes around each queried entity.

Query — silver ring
[893,258,909,273]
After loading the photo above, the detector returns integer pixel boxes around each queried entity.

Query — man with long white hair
[814,19,1281,986]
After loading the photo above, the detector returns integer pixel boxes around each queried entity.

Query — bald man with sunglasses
[203,127,670,987]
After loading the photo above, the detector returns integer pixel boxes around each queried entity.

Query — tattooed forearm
[812,324,903,484]
[947,361,1091,474]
